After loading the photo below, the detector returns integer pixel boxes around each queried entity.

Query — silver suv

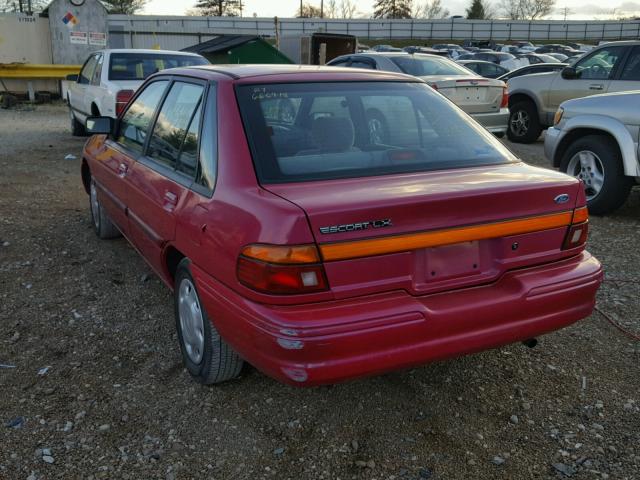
[544,90,639,214]
[508,41,640,143]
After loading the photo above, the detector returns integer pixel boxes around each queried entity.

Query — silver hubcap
[178,279,205,364]
[368,118,385,144]
[567,150,605,201]
[510,110,529,136]
[90,181,100,229]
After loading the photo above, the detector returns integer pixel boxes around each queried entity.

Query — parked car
[66,49,208,135]
[548,53,570,62]
[472,52,527,70]
[520,53,560,64]
[432,43,466,52]
[327,52,509,135]
[498,63,568,82]
[82,64,602,386]
[403,46,448,56]
[535,45,584,58]
[371,44,402,52]
[507,41,640,143]
[457,60,510,78]
[545,90,640,214]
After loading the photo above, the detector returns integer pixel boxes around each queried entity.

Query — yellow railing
[0,63,81,79]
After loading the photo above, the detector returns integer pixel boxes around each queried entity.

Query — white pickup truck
[66,48,208,135]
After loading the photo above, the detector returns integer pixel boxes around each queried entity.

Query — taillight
[115,89,134,117]
[562,206,589,250]
[500,86,508,108]
[237,244,329,294]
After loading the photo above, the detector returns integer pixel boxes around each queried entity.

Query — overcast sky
[141,0,640,20]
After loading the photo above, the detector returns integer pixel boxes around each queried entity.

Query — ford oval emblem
[554,194,570,204]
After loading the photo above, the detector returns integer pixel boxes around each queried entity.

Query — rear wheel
[69,105,85,136]
[507,101,542,144]
[560,135,633,215]
[174,259,244,384]
[89,177,121,239]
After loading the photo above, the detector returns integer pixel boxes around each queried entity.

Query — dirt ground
[1,103,639,480]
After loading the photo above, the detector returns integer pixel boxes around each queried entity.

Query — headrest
[311,116,355,152]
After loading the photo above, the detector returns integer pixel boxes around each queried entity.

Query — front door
[126,80,206,276]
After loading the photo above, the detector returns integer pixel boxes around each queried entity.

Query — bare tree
[297,2,322,17]
[412,0,450,19]
[325,0,338,18]
[103,0,147,14]
[339,0,357,18]
[194,0,241,16]
[499,0,555,20]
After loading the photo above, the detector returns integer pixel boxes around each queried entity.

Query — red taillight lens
[500,86,509,108]
[115,89,134,117]
[237,244,329,294]
[562,207,589,250]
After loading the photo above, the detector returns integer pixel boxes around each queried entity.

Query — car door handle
[118,163,128,177]
[589,84,604,90]
[163,191,178,212]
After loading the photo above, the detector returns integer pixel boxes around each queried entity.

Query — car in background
[498,63,568,82]
[545,90,640,214]
[507,41,640,143]
[371,44,403,52]
[66,49,208,135]
[327,52,510,135]
[457,60,510,78]
[82,64,601,386]
[548,53,570,62]
[404,46,449,56]
[472,52,527,70]
[535,45,584,58]
[520,53,560,64]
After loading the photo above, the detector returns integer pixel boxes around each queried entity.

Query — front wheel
[507,101,542,144]
[560,135,633,215]
[174,259,244,384]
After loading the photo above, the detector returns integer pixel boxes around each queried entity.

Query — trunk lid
[265,162,583,299]
[421,75,504,114]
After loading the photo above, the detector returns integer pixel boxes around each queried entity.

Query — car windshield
[108,53,208,81]
[389,56,470,76]
[236,82,512,183]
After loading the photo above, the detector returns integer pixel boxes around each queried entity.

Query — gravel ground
[1,103,639,480]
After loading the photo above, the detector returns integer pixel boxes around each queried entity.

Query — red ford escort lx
[81,65,602,386]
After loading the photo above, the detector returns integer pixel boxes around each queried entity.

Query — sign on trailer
[70,31,88,44]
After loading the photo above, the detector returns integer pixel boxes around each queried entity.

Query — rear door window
[91,54,103,85]
[575,46,625,79]
[79,54,98,84]
[620,47,640,80]
[117,80,169,154]
[146,81,204,172]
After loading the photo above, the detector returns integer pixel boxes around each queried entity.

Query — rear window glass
[236,82,513,183]
[389,56,470,76]
[108,53,207,81]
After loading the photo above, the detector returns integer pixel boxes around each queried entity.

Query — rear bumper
[192,252,602,386]
[472,108,509,134]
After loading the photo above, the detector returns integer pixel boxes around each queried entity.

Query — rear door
[607,46,640,93]
[92,80,170,235]
[126,78,207,275]
[84,52,104,115]
[69,54,98,121]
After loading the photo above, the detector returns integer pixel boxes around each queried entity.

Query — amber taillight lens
[237,244,329,294]
[562,207,589,250]
[115,89,134,117]
[500,86,509,108]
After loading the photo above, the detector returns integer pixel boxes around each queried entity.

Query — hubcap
[178,279,205,364]
[567,150,605,201]
[510,110,529,136]
[90,181,100,229]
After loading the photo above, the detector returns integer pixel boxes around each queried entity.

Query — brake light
[562,206,589,250]
[237,244,328,294]
[500,86,508,108]
[115,89,134,117]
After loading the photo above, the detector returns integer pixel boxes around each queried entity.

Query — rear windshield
[236,82,512,183]
[389,56,470,76]
[108,53,208,81]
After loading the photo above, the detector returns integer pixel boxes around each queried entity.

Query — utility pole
[560,6,571,21]
[300,0,303,17]
[321,0,324,18]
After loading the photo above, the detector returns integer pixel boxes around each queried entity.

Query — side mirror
[561,66,577,79]
[86,116,114,135]
[66,74,79,82]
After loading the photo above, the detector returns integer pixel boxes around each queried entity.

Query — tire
[174,259,244,384]
[507,101,542,144]
[69,105,86,136]
[89,177,121,239]
[560,135,633,215]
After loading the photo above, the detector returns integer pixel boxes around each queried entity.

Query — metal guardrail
[0,63,81,79]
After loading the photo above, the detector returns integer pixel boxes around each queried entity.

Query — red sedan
[81,65,602,386]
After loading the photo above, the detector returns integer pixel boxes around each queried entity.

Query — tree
[102,0,146,14]
[373,0,412,19]
[297,2,322,17]
[412,0,449,19]
[194,0,241,16]
[498,0,555,19]
[0,0,47,13]
[466,0,486,18]
[325,0,338,18]
[339,0,357,18]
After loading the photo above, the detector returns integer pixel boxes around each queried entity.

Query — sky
[141,0,640,20]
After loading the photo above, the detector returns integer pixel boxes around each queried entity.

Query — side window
[195,84,217,192]
[350,59,375,69]
[330,59,351,67]
[362,96,421,146]
[575,46,625,80]
[466,63,480,74]
[620,47,640,81]
[146,81,205,171]
[79,55,98,84]
[117,80,169,154]
[91,54,103,86]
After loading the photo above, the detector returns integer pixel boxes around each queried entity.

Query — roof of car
[100,48,203,56]
[167,64,419,82]
[457,60,499,65]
